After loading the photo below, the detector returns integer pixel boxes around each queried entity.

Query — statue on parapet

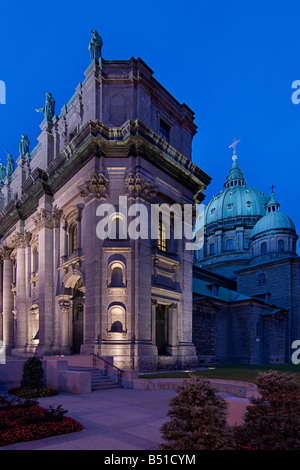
[5,151,15,180]
[0,163,6,185]
[35,91,55,121]
[20,134,30,160]
[89,29,103,62]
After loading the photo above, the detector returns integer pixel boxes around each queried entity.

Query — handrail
[90,353,123,385]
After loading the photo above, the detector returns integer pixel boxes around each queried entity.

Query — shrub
[160,376,235,450]
[8,387,58,399]
[235,370,300,450]
[20,357,45,390]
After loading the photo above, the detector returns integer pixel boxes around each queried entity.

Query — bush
[20,357,45,390]
[235,370,300,450]
[8,387,58,398]
[160,376,235,450]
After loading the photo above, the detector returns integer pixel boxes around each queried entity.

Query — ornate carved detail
[169,303,178,309]
[11,231,32,249]
[59,300,71,312]
[0,245,13,260]
[34,208,53,230]
[78,173,109,202]
[124,171,159,201]
[52,208,63,228]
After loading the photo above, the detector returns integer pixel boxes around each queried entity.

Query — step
[67,366,120,390]
[92,383,120,391]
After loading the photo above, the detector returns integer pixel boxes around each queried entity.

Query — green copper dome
[205,158,269,226]
[251,193,296,239]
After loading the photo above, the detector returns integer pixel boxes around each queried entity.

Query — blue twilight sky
[0,0,300,237]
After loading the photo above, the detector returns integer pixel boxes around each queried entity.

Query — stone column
[52,209,62,353]
[151,299,157,345]
[13,232,31,354]
[58,299,71,354]
[168,303,178,349]
[1,246,14,353]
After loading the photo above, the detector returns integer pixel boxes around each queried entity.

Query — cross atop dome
[229,138,240,161]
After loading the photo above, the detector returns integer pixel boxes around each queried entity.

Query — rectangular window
[158,221,167,252]
[258,273,266,285]
[209,243,215,255]
[160,120,170,142]
[245,238,251,249]
[226,239,233,251]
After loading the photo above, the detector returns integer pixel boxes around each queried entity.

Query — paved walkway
[0,388,250,450]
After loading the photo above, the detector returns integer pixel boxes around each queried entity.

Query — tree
[160,376,235,450]
[235,370,300,450]
[20,357,45,390]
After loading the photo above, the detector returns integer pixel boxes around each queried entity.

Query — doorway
[72,279,84,354]
[156,304,167,355]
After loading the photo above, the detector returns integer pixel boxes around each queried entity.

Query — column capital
[0,246,13,261]
[59,299,71,312]
[11,231,32,249]
[52,208,63,228]
[34,208,53,230]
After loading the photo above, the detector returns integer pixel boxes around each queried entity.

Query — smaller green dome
[251,193,296,239]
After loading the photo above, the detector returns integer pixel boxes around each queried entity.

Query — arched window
[111,267,124,287]
[260,242,267,255]
[111,321,124,332]
[108,305,126,333]
[278,239,284,252]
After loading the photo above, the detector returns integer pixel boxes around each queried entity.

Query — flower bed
[0,397,82,447]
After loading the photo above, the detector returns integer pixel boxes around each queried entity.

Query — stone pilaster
[1,246,14,353]
[34,207,54,355]
[78,172,109,354]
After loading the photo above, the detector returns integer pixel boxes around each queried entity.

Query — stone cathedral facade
[0,33,211,370]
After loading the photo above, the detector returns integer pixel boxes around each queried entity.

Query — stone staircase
[68,366,120,391]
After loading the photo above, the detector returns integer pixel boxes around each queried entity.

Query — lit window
[158,221,167,252]
[71,225,77,252]
[160,120,170,142]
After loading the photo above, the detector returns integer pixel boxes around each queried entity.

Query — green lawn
[139,364,300,384]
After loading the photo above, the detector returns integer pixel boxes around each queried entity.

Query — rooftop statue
[89,29,103,62]
[0,163,6,185]
[5,151,15,179]
[20,134,30,159]
[35,92,55,121]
